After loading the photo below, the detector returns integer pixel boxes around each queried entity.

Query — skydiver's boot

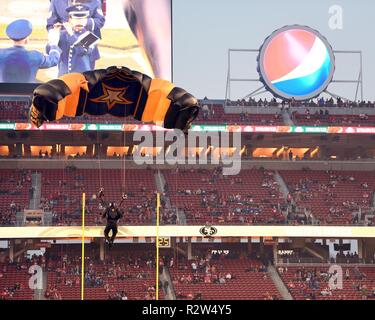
[109,236,115,247]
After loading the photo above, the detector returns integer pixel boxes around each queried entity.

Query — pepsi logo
[258,25,335,101]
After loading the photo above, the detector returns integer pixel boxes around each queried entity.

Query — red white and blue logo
[258,25,335,101]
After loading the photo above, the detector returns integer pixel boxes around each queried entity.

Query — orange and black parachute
[29,66,200,132]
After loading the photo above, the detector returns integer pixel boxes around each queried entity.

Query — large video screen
[0,0,172,83]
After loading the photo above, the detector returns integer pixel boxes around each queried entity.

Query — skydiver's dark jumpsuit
[102,206,123,244]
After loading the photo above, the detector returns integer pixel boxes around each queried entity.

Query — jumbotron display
[258,25,335,101]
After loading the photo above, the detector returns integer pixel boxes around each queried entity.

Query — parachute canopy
[29,66,200,132]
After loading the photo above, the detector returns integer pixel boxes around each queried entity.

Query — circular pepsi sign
[258,25,335,101]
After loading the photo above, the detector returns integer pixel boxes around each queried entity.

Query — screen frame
[0,83,38,96]
[257,24,336,101]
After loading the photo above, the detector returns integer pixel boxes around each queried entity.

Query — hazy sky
[173,0,375,101]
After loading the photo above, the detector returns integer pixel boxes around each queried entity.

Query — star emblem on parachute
[90,83,134,111]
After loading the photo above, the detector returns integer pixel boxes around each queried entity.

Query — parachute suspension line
[63,143,69,226]
[156,193,160,301]
[96,131,103,190]
[122,126,126,197]
[81,192,85,301]
[176,164,178,224]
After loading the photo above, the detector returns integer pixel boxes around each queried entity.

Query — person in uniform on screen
[0,19,61,83]
[98,188,126,247]
[47,0,105,70]
[122,0,172,79]
[50,4,96,76]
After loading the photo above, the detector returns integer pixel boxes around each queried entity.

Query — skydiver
[98,187,127,247]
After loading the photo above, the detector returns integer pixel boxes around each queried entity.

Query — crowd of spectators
[335,252,360,264]
[226,97,279,107]
[226,97,375,109]
[289,97,375,109]
[172,250,238,299]
[0,169,31,225]
[172,168,286,225]
[44,285,62,300]
[1,245,375,301]
[160,206,178,225]
[2,97,375,126]
[0,168,162,227]
[31,150,92,160]
[281,265,375,300]
[285,170,374,225]
[200,103,216,121]
[0,170,32,191]
[44,249,160,300]
[0,209,15,226]
[39,170,157,226]
[174,259,237,286]
[284,266,342,299]
[0,167,373,227]
[2,97,375,140]
[170,248,279,300]
[0,282,23,300]
[0,253,44,300]
[0,100,29,122]
[291,108,374,126]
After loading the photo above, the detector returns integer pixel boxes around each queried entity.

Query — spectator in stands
[289,150,294,161]
[191,261,197,272]
[192,292,202,300]
[120,291,128,300]
[201,104,209,121]
[345,268,350,280]
[176,291,187,299]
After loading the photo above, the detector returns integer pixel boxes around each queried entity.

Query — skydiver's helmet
[109,202,116,208]
[109,203,117,219]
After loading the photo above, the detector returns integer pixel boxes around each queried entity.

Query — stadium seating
[0,169,31,226]
[163,168,286,225]
[292,113,375,126]
[45,245,163,300]
[0,261,35,300]
[39,169,157,225]
[0,100,29,122]
[280,170,375,224]
[195,104,284,125]
[1,168,374,227]
[278,265,375,300]
[2,97,375,128]
[170,256,280,300]
[0,99,284,125]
